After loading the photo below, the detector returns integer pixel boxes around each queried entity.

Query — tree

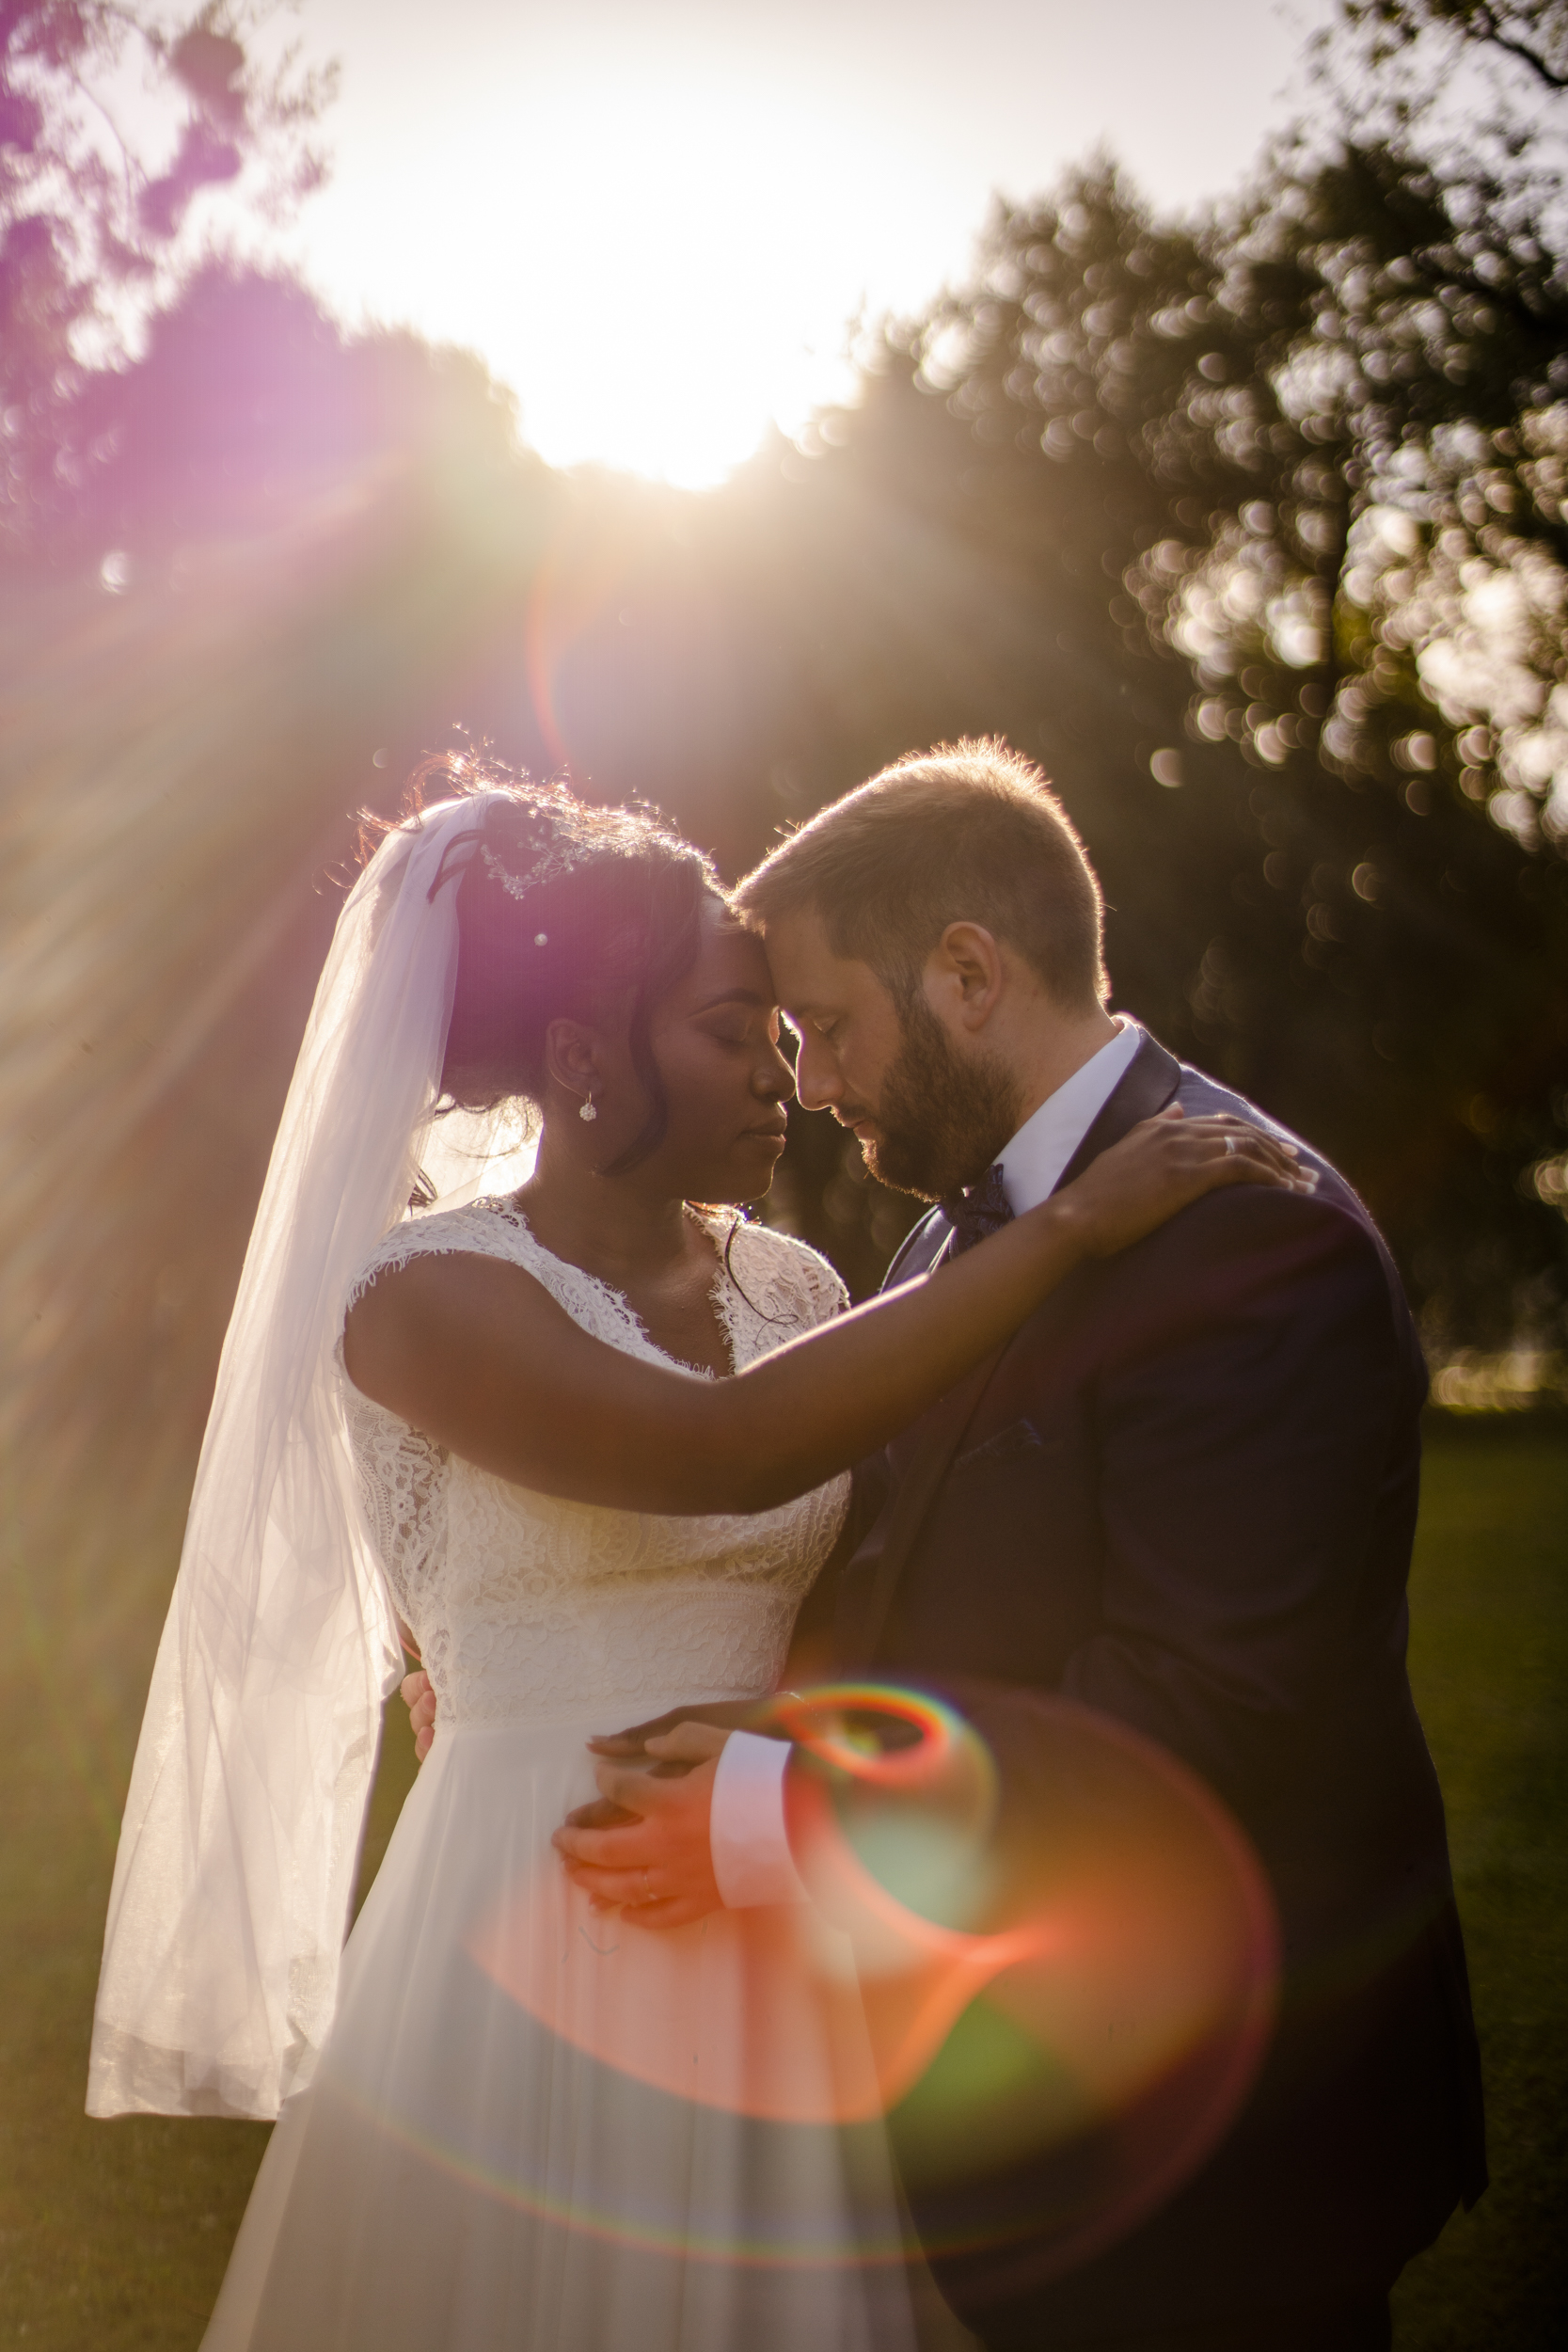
[1314,3,1567,131]
[0,2,334,559]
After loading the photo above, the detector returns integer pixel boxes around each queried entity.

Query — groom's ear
[926,922,1006,1031]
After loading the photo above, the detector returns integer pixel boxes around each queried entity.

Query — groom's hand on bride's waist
[399,1678,769,1928]
[551,1722,730,1931]
[584,1697,780,1756]
[398,1683,772,1772]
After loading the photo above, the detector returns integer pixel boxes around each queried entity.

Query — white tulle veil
[88,794,531,2120]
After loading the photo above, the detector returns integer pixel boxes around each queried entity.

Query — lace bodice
[341,1200,850,1727]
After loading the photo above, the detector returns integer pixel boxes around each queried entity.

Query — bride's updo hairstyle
[400,751,725,1178]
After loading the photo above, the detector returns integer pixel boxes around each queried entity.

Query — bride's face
[632,898,796,1202]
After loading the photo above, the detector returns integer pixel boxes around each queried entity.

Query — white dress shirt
[708,1020,1145,1908]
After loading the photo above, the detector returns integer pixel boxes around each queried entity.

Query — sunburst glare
[291,58,903,486]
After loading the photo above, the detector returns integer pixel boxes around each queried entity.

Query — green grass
[1389,1420,1568,2352]
[0,1419,1561,2348]
[0,1504,420,2352]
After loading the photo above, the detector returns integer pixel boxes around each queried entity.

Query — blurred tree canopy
[3,0,1567,1521]
[0,0,333,557]
[1314,1,1567,127]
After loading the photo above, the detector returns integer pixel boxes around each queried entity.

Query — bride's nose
[754,1038,796,1103]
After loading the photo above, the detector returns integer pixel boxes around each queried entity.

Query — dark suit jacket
[809,1033,1485,2344]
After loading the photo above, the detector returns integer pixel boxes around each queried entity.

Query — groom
[423,740,1486,2348]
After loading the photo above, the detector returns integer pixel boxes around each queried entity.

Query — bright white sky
[266,0,1328,486]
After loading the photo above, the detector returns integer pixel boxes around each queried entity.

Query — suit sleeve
[1053,1187,1415,1816]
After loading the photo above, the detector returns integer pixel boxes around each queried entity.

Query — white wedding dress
[202,1197,918,2352]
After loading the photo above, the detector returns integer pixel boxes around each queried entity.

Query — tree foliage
[0,2,334,555]
[1319,1,1567,102]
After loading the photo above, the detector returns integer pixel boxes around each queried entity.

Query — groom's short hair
[735,738,1107,1009]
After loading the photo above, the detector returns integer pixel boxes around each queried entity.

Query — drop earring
[578,1089,597,1123]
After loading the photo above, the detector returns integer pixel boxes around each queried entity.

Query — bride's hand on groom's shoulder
[552,1722,730,1931]
[1063,1108,1317,1259]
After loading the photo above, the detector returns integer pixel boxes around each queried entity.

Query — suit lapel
[836,1032,1182,1666]
[1054,1032,1181,1192]
[882,1206,952,1288]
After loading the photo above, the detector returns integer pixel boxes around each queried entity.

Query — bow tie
[942,1163,1014,1256]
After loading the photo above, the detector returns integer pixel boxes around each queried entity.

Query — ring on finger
[641,1868,653,1904]
[1224,1134,1239,1155]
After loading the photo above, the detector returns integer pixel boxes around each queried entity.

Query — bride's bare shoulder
[342,1201,570,1400]
[345,1199,537,1312]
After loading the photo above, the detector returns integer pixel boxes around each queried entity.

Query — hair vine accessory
[481,829,594,903]
[578,1090,597,1123]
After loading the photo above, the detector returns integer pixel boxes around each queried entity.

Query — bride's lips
[742,1124,789,1151]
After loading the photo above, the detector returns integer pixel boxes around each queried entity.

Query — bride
[87,767,1297,2350]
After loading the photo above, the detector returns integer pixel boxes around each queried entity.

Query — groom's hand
[583,1697,772,1757]
[552,1723,730,1930]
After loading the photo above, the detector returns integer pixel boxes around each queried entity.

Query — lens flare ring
[462,1681,1279,2287]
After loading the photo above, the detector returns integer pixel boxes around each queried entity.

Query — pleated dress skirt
[201,1707,918,2352]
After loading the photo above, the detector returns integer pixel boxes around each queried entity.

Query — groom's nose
[793,1031,839,1112]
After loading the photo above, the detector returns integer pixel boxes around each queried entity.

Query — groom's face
[765,906,1019,1200]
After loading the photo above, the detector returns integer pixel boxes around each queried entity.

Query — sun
[294,49,938,487]
[464,71,863,485]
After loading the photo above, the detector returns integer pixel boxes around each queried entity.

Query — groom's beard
[860,994,1022,1201]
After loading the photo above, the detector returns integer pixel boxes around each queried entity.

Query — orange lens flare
[772,1682,984,1792]
[467,1683,1279,2280]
